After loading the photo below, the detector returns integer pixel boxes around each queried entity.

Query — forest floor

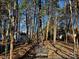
[0,40,79,59]
[47,40,79,59]
[24,40,79,59]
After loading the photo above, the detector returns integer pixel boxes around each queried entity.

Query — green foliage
[20,0,27,10]
[18,0,27,16]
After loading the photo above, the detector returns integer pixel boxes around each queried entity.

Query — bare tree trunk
[69,0,77,59]
[75,1,78,33]
[64,0,68,43]
[25,0,28,38]
[9,0,16,59]
[14,0,20,35]
[10,32,14,59]
[0,0,9,58]
[46,20,49,41]
[9,6,13,59]
[75,0,79,57]
[37,0,42,44]
[32,0,36,42]
[53,17,57,44]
